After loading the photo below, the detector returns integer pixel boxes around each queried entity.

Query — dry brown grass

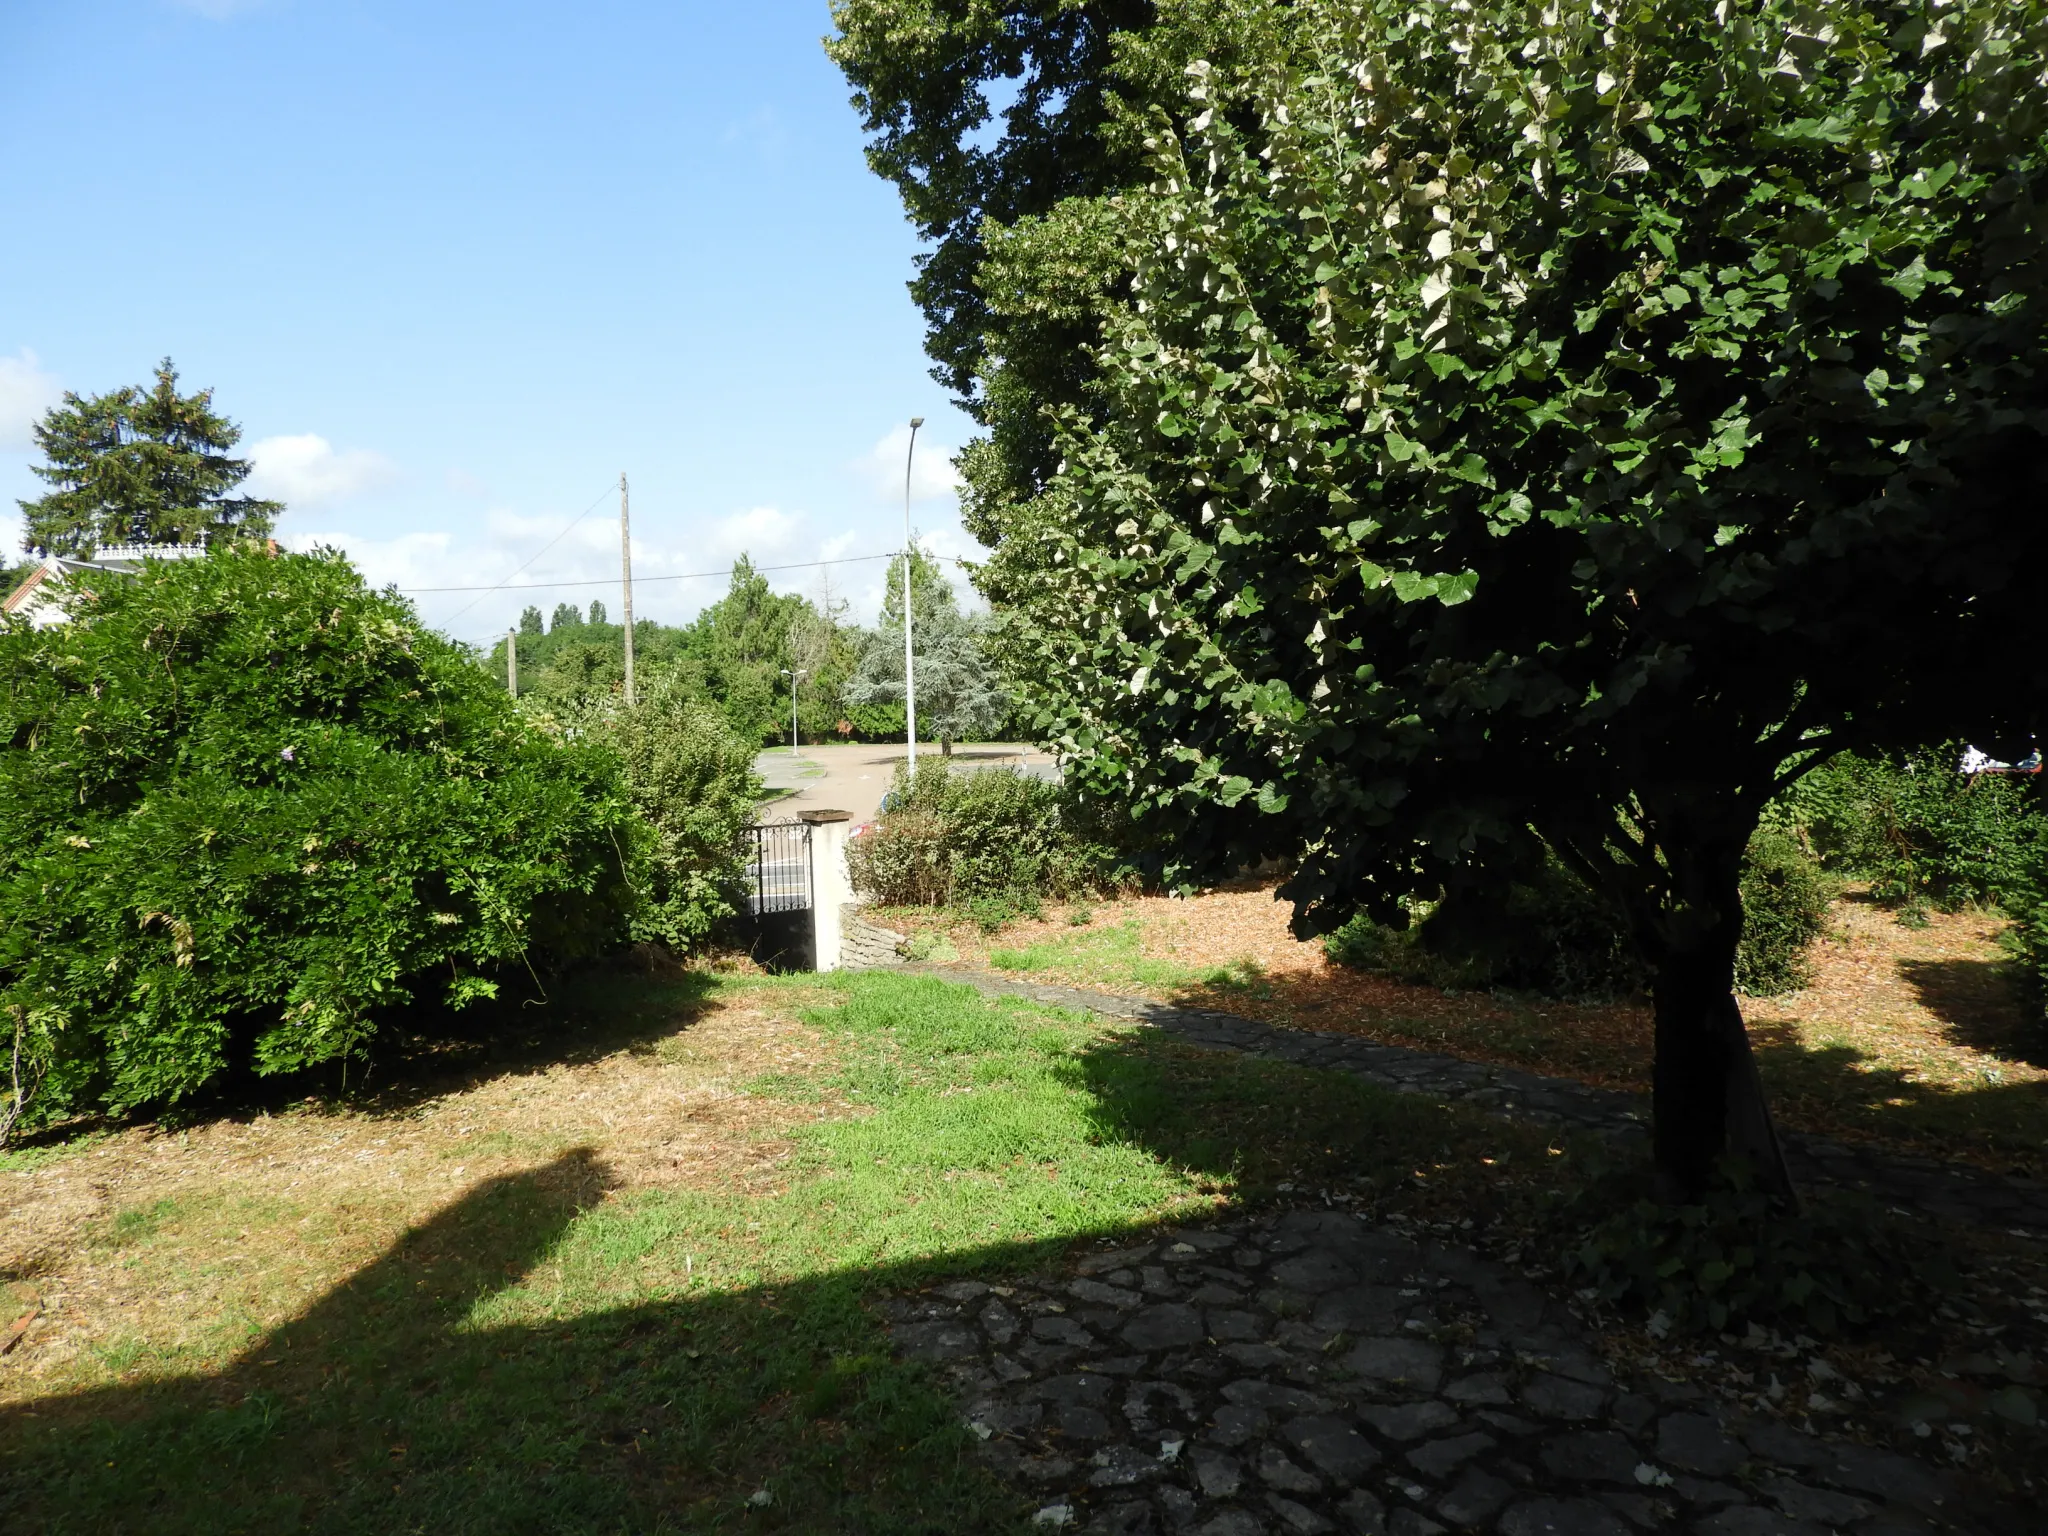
[0,978,850,1405]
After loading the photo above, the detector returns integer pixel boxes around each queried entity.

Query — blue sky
[0,0,979,640]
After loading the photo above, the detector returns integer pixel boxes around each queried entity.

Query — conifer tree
[17,359,282,558]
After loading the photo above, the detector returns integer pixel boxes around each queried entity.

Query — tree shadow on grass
[0,1148,1045,1536]
[0,989,1590,1536]
[1152,951,2048,1181]
[1718,1018,2048,1179]
[1896,956,2048,1068]
[7,972,2028,1535]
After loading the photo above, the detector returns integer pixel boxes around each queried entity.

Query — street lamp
[780,667,808,754]
[904,417,923,772]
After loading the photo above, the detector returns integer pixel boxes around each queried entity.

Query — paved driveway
[753,741,1061,825]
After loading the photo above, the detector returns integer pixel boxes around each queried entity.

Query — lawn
[883,883,2048,1179]
[0,968,1570,1535]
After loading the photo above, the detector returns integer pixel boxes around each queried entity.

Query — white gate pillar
[801,810,854,971]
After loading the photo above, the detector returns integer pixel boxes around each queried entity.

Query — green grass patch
[987,918,1273,997]
[1,970,1565,1534]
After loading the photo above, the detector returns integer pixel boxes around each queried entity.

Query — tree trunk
[942,735,953,759]
[1553,808,1801,1207]
[1651,958,1797,1205]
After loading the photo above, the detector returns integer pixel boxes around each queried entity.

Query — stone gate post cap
[799,809,853,823]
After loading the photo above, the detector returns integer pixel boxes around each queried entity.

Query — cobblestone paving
[886,1208,1997,1535]
[903,967,2048,1237]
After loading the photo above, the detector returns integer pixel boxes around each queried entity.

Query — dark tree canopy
[17,359,282,558]
[828,1,1301,512]
[977,0,2048,1199]
[827,0,1154,402]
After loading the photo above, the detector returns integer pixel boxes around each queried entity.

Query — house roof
[3,546,210,629]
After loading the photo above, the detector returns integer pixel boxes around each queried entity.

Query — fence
[745,820,813,915]
[743,820,814,970]
[739,813,859,973]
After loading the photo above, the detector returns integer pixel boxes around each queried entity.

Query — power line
[406,549,969,596]
[438,480,621,624]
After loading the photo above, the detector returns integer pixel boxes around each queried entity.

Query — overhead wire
[447,548,974,649]
[436,479,622,626]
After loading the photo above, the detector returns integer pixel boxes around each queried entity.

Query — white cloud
[246,434,399,511]
[706,504,803,560]
[288,499,852,641]
[864,424,961,504]
[0,348,61,452]
[284,528,455,594]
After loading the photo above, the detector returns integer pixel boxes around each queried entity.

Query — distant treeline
[488,551,1013,748]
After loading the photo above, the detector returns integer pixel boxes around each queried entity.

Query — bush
[1788,746,2043,913]
[1322,862,1640,999]
[1561,1160,1953,1336]
[1734,827,1834,995]
[1996,843,2048,1028]
[569,675,760,951]
[1324,833,1829,1001]
[833,702,908,743]
[0,547,639,1139]
[847,763,1133,909]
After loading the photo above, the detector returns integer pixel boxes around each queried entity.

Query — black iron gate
[743,820,812,969]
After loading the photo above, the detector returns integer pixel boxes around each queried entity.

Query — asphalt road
[752,741,1060,825]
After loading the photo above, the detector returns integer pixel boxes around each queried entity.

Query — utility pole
[903,417,922,771]
[620,471,636,707]
[782,667,807,753]
[506,628,518,698]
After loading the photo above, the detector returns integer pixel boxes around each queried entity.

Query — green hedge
[0,548,639,1139]
[846,763,1133,909]
[564,675,760,950]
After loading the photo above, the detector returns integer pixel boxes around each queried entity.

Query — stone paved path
[902,967,2048,1237]
[887,1208,1999,1535]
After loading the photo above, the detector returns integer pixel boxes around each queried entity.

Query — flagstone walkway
[877,966,2040,1533]
[887,1207,1993,1535]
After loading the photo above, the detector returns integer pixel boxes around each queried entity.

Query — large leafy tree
[828,1,1296,514]
[847,553,1010,752]
[983,0,2048,1200]
[17,359,283,557]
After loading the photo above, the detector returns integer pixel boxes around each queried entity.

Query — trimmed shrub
[569,675,760,951]
[847,763,1132,909]
[1734,827,1834,995]
[0,547,639,1139]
